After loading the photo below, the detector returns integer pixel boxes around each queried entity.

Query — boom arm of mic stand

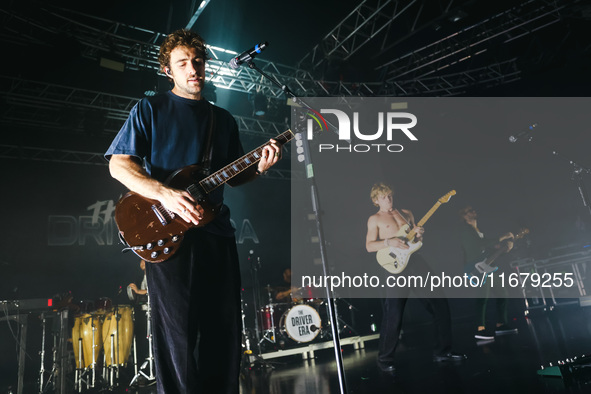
[246,61,341,137]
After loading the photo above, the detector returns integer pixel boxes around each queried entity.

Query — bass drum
[279,304,322,343]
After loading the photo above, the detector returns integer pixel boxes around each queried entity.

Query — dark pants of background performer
[475,280,508,328]
[378,254,453,364]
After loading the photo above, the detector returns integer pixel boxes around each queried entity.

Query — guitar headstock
[438,190,456,204]
[515,228,530,240]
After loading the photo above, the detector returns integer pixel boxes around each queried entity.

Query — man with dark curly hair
[106,29,280,393]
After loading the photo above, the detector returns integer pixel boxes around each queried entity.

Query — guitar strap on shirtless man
[365,183,466,373]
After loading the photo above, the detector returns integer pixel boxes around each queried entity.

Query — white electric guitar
[376,190,456,274]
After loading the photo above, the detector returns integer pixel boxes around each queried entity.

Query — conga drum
[72,313,103,368]
[102,305,134,366]
[72,315,83,369]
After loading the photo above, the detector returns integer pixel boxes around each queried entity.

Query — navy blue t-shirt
[105,91,244,237]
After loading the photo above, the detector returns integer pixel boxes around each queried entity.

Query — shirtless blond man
[366,183,465,373]
[366,183,424,254]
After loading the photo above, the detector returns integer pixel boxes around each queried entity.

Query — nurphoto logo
[307,109,418,153]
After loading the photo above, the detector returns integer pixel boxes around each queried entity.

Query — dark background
[291,97,591,298]
[1,0,591,391]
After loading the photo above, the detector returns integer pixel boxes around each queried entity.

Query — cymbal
[290,287,306,297]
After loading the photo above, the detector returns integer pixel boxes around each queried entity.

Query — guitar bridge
[151,205,169,226]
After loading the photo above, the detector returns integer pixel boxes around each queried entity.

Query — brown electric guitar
[115,129,294,263]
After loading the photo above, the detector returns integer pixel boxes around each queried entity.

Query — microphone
[229,42,269,69]
[509,123,537,143]
[310,324,320,332]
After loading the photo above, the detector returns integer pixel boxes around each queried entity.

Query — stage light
[448,10,467,23]
[99,57,125,72]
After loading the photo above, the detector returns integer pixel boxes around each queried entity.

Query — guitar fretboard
[416,202,441,228]
[406,190,455,240]
[406,202,441,240]
[199,129,293,193]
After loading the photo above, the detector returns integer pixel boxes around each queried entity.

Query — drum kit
[256,286,325,346]
[245,253,358,359]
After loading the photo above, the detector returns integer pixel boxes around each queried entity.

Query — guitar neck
[484,248,507,267]
[472,230,527,274]
[199,129,293,193]
[483,237,517,266]
[406,201,442,240]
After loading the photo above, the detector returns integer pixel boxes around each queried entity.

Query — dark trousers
[378,254,453,363]
[475,279,508,327]
[145,229,242,394]
[475,298,508,327]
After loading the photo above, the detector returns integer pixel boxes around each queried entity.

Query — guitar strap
[198,101,216,176]
[394,208,412,226]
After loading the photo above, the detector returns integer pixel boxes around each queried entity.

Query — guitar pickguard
[376,240,423,274]
[373,190,456,275]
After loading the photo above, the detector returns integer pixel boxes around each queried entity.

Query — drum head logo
[284,304,321,343]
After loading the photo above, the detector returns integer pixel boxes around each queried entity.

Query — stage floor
[239,302,591,394]
[4,300,591,393]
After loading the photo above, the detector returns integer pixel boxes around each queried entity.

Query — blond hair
[370,183,393,207]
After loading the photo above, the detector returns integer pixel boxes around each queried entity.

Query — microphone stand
[248,251,263,354]
[513,134,591,218]
[246,60,348,394]
[552,151,591,218]
[247,251,275,371]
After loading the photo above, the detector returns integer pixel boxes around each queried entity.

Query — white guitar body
[376,225,423,274]
[373,190,456,275]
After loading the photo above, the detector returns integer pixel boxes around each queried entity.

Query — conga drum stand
[74,313,101,392]
[102,305,120,390]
